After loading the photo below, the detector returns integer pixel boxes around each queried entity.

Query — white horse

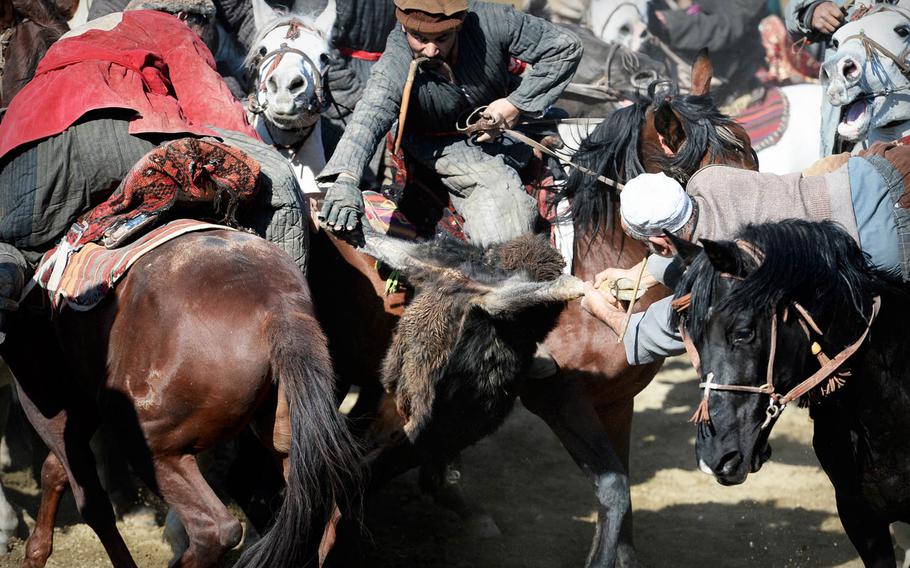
[246,0,335,196]
[824,5,910,149]
[586,0,824,174]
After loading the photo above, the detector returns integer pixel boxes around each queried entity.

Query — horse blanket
[735,86,789,152]
[33,219,232,311]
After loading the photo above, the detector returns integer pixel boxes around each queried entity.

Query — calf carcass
[357,229,584,459]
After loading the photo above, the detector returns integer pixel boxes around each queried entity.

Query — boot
[0,245,26,344]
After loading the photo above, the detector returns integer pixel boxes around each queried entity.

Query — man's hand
[476,98,520,143]
[592,261,657,295]
[318,176,363,232]
[811,2,843,35]
[581,282,627,336]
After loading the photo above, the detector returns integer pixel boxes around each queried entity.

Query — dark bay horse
[308,51,757,566]
[5,229,360,568]
[670,219,910,567]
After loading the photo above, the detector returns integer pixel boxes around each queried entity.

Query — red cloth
[0,10,257,159]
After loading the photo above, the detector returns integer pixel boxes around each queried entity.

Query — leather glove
[319,177,363,232]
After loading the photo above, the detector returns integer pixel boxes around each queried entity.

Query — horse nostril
[288,77,306,92]
[716,451,743,476]
[842,58,860,81]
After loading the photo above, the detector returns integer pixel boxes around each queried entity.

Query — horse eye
[619,24,631,34]
[896,25,910,39]
[831,38,839,50]
[259,46,268,56]
[732,329,754,344]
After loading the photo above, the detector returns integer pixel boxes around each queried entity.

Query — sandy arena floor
[0,357,882,567]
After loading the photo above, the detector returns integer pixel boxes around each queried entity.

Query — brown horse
[0,0,67,112]
[308,51,758,566]
[4,229,361,568]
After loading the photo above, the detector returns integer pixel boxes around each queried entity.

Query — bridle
[673,240,881,430]
[838,6,910,100]
[247,18,328,144]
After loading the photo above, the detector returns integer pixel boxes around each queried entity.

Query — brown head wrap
[394,0,467,34]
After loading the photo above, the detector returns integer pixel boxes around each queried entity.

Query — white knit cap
[619,172,693,240]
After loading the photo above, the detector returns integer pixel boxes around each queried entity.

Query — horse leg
[834,493,894,568]
[17,408,137,568]
[520,375,637,568]
[418,456,501,538]
[22,452,68,568]
[153,454,242,568]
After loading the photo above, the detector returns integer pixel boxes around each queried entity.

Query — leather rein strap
[456,106,626,191]
[674,240,882,428]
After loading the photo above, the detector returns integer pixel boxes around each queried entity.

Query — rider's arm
[623,296,687,365]
[486,3,583,115]
[318,29,411,184]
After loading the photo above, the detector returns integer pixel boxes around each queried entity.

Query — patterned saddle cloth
[735,86,789,152]
[33,219,231,312]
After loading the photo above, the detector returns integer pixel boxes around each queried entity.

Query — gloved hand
[319,176,363,232]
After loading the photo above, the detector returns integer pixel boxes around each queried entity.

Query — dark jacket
[319,0,582,182]
[650,0,767,101]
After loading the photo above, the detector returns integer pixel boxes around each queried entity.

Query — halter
[674,240,881,429]
[838,6,910,99]
[248,18,328,120]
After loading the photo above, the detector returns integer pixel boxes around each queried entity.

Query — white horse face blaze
[249,0,335,132]
[824,8,910,142]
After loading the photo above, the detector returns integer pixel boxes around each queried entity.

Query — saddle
[734,86,789,152]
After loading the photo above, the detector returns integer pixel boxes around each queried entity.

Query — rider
[321,0,398,189]
[0,8,307,341]
[316,0,583,247]
[646,0,768,109]
[581,142,910,365]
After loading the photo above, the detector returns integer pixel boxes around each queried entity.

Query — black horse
[671,219,910,567]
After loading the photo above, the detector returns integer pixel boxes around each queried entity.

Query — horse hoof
[464,513,501,539]
[120,505,157,529]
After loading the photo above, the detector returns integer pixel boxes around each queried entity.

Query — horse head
[587,0,649,52]
[672,220,880,486]
[823,6,910,144]
[559,50,756,240]
[247,0,335,141]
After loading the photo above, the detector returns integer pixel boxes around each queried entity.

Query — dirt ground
[0,357,882,567]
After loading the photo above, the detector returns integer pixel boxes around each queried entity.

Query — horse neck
[571,206,648,281]
[870,117,910,147]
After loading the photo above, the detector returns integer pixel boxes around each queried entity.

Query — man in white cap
[582,141,910,366]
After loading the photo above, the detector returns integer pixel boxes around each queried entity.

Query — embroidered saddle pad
[34,219,232,312]
[735,86,789,152]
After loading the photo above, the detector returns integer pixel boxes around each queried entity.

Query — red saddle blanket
[33,219,232,312]
[735,86,789,152]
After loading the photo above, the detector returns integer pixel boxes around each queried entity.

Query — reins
[839,6,910,99]
[674,240,882,429]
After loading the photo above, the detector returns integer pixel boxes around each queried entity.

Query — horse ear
[251,0,278,32]
[690,48,713,97]
[312,0,336,39]
[652,102,685,153]
[664,230,701,267]
[700,239,742,276]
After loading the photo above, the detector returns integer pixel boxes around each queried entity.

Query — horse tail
[233,311,362,568]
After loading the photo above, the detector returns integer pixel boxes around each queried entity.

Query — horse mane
[555,82,755,238]
[243,13,328,71]
[671,219,899,343]
[655,92,752,183]
[553,98,649,238]
[12,0,69,35]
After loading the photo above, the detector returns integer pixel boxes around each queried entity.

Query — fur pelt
[380,233,566,454]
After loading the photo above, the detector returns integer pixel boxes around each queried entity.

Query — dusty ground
[0,357,880,567]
